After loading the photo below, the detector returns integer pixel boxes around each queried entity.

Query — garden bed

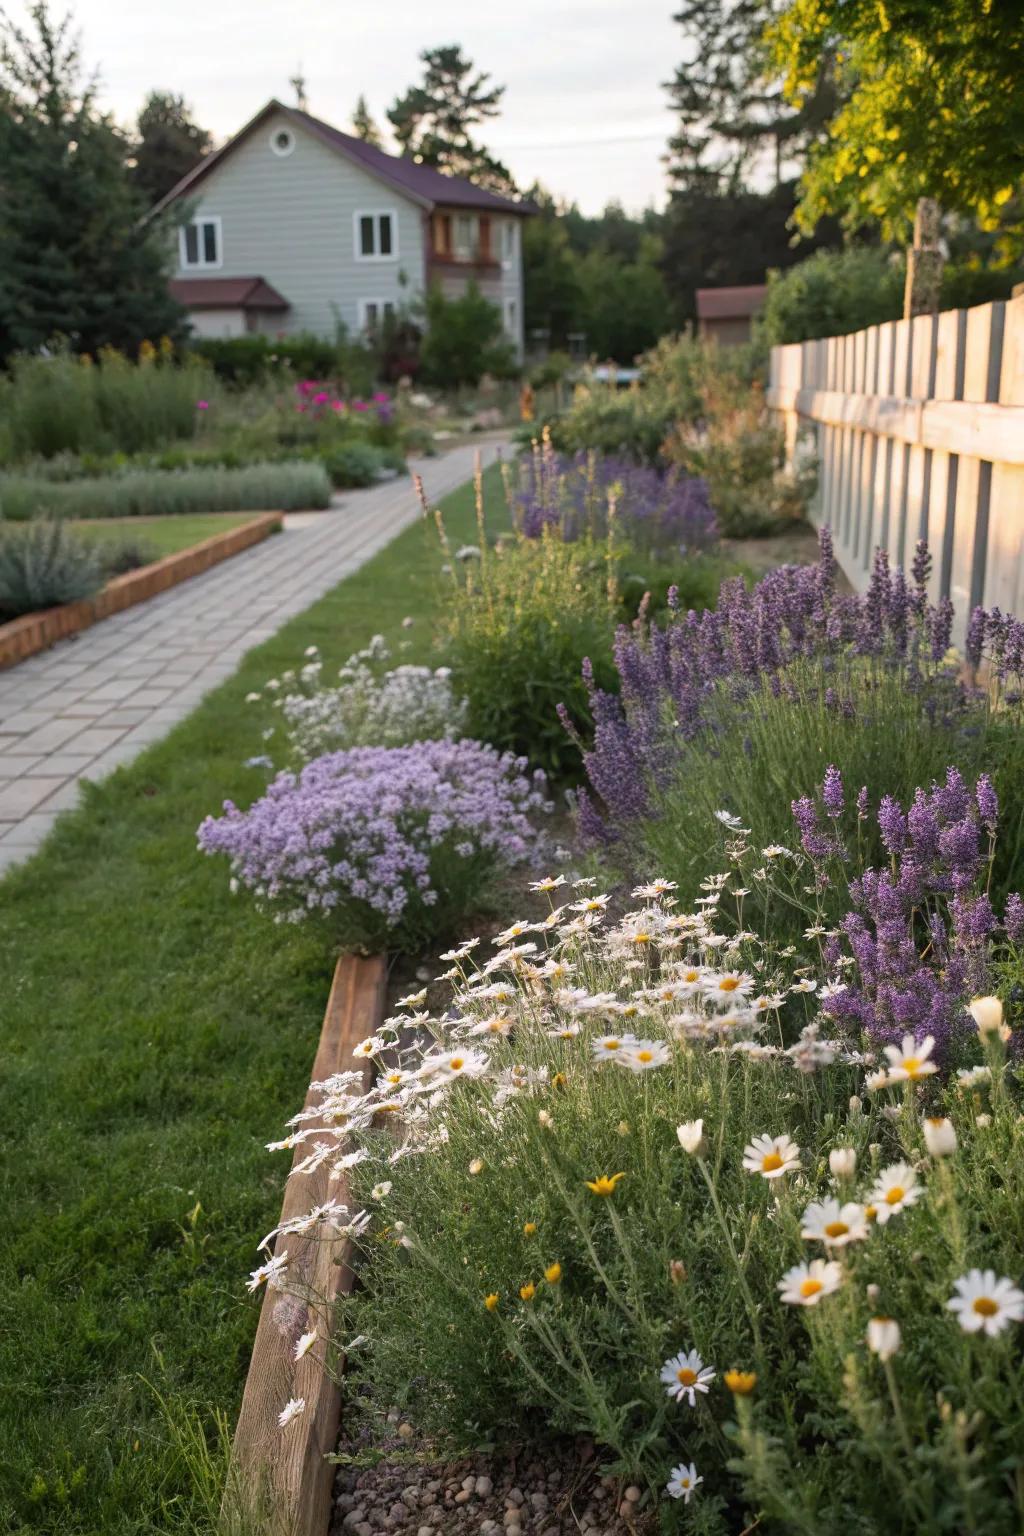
[0,509,281,668]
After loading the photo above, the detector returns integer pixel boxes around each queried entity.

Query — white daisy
[418,1048,490,1081]
[370,1181,392,1200]
[867,1316,901,1361]
[800,1198,869,1247]
[591,1033,637,1060]
[660,1349,716,1405]
[529,875,566,891]
[247,1251,289,1293]
[294,1330,317,1361]
[869,1162,925,1224]
[742,1132,801,1179]
[704,970,754,1003]
[395,989,428,1009]
[882,1033,938,1082]
[618,1039,671,1072]
[666,1461,703,1503]
[778,1259,843,1306]
[947,1270,1024,1336]
[278,1397,305,1428]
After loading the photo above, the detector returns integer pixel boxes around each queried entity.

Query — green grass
[0,469,506,1535]
[70,514,259,561]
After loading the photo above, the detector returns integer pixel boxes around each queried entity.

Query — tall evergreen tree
[387,45,515,193]
[130,90,211,208]
[350,93,383,148]
[0,4,183,359]
[665,0,836,193]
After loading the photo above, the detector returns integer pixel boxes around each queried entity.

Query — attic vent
[270,127,295,157]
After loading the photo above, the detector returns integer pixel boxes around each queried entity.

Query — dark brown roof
[169,276,289,311]
[695,284,767,320]
[150,100,536,220]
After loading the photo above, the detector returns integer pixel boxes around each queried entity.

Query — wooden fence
[768,295,1024,638]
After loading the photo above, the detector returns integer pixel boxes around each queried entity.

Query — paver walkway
[0,439,506,873]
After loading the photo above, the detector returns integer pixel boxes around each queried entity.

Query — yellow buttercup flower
[586,1172,626,1197]
[523,1222,537,1237]
[552,1072,567,1091]
[724,1370,757,1396]
[484,1292,499,1312]
[520,1282,536,1302]
[544,1262,562,1284]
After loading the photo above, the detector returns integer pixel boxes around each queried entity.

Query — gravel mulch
[331,1412,655,1536]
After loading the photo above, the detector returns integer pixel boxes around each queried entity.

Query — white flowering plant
[249,633,467,765]
[257,874,1024,1532]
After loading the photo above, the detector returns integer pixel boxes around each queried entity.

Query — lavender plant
[515,441,718,557]
[571,535,1024,912]
[197,740,551,952]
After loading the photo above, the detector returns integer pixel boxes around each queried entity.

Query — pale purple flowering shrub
[198,740,550,952]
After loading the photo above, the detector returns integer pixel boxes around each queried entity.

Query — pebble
[455,1490,472,1504]
[475,1475,493,1497]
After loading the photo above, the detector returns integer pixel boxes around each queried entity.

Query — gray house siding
[171,109,426,338]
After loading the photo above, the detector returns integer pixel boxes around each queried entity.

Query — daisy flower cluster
[255,869,1024,1526]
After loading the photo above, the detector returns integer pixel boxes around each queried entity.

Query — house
[151,99,534,356]
[695,284,768,347]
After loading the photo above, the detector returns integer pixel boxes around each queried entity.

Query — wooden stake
[224,954,386,1536]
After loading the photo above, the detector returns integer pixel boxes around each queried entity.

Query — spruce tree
[350,93,383,148]
[131,90,212,208]
[0,4,183,360]
[387,45,515,193]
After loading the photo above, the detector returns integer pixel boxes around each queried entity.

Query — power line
[489,129,669,153]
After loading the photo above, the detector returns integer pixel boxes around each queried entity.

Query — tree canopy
[0,3,183,359]
[768,0,1024,239]
[387,44,514,193]
[350,93,383,148]
[130,90,211,208]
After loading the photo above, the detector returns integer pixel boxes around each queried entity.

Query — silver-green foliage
[0,462,331,521]
[0,519,104,618]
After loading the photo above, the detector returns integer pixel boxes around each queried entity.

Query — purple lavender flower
[822,765,844,819]
[1005,892,1024,946]
[516,449,717,555]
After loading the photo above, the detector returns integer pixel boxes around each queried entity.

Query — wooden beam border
[224,953,386,1536]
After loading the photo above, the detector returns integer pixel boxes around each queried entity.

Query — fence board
[769,296,1024,626]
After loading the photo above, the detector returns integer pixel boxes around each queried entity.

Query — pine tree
[350,93,383,148]
[131,90,212,208]
[387,45,516,193]
[0,4,183,359]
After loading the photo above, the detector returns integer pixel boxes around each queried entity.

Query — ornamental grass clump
[197,739,550,953]
[250,633,467,764]
[257,852,1024,1533]
[572,534,1024,915]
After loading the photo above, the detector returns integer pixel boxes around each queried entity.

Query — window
[502,221,517,263]
[270,127,295,157]
[359,299,396,332]
[354,210,397,261]
[179,216,221,270]
[453,214,476,261]
[504,297,517,336]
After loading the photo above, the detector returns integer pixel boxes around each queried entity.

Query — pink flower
[196,400,210,410]
[372,391,390,403]
[352,400,367,412]
[314,391,329,405]
[331,401,345,412]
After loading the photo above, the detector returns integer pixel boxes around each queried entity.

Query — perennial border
[0,511,283,669]
[224,953,384,1536]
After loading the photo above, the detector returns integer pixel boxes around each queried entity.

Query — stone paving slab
[0,441,504,874]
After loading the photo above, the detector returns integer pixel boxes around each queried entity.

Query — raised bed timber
[0,511,282,669]
[223,953,385,1536]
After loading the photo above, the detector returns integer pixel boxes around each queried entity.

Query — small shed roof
[169,276,289,311]
[695,284,768,320]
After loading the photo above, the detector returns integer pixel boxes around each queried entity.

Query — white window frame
[358,298,396,332]
[353,209,398,262]
[452,213,477,262]
[269,126,296,157]
[179,215,223,271]
[502,220,517,267]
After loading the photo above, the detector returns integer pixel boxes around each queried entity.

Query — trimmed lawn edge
[225,954,383,1536]
[0,510,283,669]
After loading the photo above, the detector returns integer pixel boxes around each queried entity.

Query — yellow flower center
[633,932,651,945]
[800,1278,823,1298]
[676,1367,698,1386]
[824,1220,849,1238]
[684,970,699,982]
[637,1050,654,1063]
[902,1056,921,1075]
[450,1058,464,1071]
[865,1204,878,1222]
[719,976,741,992]
[762,1151,784,1172]
[602,1039,621,1051]
[523,1223,537,1236]
[972,1296,999,1317]
[884,1186,904,1205]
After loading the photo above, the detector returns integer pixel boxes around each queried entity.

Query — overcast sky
[13,0,680,215]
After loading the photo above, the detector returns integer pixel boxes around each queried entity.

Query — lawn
[71,513,262,562]
[0,469,506,1535]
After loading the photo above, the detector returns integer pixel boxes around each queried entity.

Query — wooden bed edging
[0,511,283,670]
[224,953,386,1536]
